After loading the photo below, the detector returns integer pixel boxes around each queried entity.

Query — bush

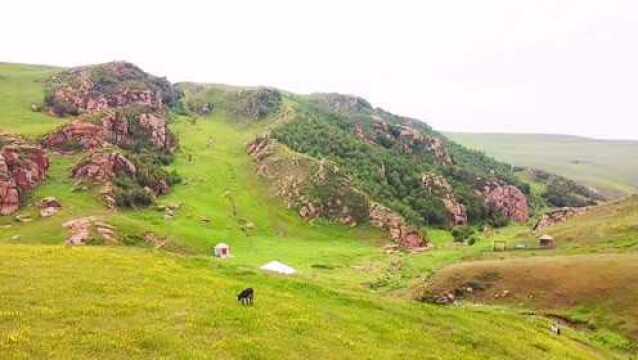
[114,187,154,208]
[451,226,475,243]
[489,212,510,228]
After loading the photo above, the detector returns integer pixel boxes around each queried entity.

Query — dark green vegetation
[0,63,636,358]
[523,168,605,208]
[272,94,527,227]
[447,132,638,198]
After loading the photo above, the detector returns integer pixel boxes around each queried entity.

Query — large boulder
[0,137,49,215]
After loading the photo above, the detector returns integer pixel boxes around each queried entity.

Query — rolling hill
[445,132,638,198]
[0,62,636,358]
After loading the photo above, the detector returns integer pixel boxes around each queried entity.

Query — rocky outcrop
[248,135,368,227]
[44,109,176,153]
[371,121,453,165]
[248,135,428,249]
[421,172,468,226]
[369,202,427,249]
[310,93,373,114]
[533,207,589,232]
[43,120,106,151]
[72,151,136,183]
[63,216,118,245]
[0,137,49,215]
[45,62,178,117]
[39,196,61,217]
[480,182,529,223]
[231,88,282,119]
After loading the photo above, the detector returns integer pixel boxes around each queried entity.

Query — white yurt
[213,243,231,258]
[260,261,296,275]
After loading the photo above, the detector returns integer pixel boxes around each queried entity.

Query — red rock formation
[45,110,176,153]
[46,62,171,117]
[481,182,529,223]
[72,151,136,183]
[369,202,427,248]
[372,121,453,165]
[0,139,49,215]
[421,173,468,226]
[43,120,106,151]
[63,216,118,245]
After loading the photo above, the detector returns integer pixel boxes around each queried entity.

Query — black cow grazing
[237,288,254,305]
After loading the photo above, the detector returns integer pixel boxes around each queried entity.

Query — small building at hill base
[260,261,296,275]
[214,243,231,258]
[539,234,555,249]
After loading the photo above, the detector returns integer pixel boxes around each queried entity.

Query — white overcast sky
[2,0,637,139]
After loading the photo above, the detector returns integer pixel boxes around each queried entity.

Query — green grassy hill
[445,132,638,198]
[0,62,636,358]
[422,196,638,348]
[0,244,622,359]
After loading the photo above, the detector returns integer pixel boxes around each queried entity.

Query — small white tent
[260,261,296,275]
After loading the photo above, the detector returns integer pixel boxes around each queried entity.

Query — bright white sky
[2,0,637,139]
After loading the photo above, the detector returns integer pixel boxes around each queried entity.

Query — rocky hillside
[0,134,49,215]
[41,62,180,209]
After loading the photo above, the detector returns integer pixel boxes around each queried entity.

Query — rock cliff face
[533,207,589,231]
[421,172,468,225]
[480,182,529,223]
[45,61,178,117]
[248,135,427,249]
[0,137,49,215]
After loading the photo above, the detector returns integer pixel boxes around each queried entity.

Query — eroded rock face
[45,61,178,117]
[422,172,468,226]
[0,138,49,215]
[481,182,529,223]
[369,202,426,248]
[533,207,589,232]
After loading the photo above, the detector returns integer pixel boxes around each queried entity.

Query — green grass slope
[0,63,64,137]
[424,254,638,349]
[0,244,622,359]
[445,132,638,198]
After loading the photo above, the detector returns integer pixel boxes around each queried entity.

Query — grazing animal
[237,288,254,305]
[550,322,561,335]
